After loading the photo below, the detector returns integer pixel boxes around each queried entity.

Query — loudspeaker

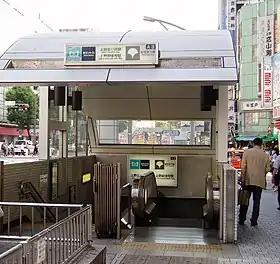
[72,91,82,111]
[200,86,218,111]
[54,86,66,106]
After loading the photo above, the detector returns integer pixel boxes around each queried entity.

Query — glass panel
[68,109,76,157]
[77,112,87,156]
[49,101,60,121]
[97,120,212,146]
[49,130,62,158]
[52,162,58,200]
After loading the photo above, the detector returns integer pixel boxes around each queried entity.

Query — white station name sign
[64,43,159,66]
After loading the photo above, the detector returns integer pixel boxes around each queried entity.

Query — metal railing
[0,202,86,238]
[0,204,92,264]
[0,243,23,264]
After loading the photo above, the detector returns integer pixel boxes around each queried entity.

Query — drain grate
[113,242,222,252]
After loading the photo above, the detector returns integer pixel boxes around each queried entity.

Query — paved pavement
[103,179,280,263]
[1,178,279,263]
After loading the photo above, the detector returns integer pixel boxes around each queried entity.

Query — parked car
[14,140,34,155]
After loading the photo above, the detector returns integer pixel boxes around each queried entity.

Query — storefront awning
[0,127,28,137]
[235,136,256,141]
[236,135,278,142]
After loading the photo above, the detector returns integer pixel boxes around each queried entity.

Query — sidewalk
[236,182,280,262]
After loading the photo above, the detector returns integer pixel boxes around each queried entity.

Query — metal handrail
[0,243,23,263]
[0,205,92,264]
[0,202,85,238]
[0,202,84,208]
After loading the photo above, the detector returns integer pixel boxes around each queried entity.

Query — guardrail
[0,202,86,238]
[0,243,23,264]
[0,204,92,264]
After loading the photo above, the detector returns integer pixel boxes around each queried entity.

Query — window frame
[97,119,213,147]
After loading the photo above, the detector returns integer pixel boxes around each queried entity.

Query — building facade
[218,0,246,142]
[236,0,280,138]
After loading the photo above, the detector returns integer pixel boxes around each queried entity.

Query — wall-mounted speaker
[54,86,66,106]
[200,86,218,111]
[72,91,82,111]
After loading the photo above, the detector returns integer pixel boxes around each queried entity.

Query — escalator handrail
[20,181,56,222]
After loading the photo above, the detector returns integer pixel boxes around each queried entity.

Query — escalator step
[155,218,203,228]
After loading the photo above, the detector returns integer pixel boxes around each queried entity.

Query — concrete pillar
[39,86,49,160]
[216,86,228,163]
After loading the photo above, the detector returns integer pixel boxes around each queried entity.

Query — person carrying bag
[238,185,250,206]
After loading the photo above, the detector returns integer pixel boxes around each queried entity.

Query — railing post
[88,205,92,242]
[116,163,121,240]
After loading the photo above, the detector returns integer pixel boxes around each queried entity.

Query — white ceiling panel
[83,98,150,120]
[148,84,201,99]
[149,99,215,120]
[80,84,148,99]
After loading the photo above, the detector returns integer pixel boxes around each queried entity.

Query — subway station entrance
[0,30,240,263]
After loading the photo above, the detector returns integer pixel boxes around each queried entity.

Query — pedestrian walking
[239,137,270,226]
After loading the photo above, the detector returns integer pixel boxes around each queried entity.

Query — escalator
[19,181,56,222]
[132,171,220,229]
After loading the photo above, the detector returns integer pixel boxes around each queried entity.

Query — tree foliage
[5,87,38,132]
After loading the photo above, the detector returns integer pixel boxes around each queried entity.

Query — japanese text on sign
[258,16,274,59]
[262,61,272,108]
[266,18,273,56]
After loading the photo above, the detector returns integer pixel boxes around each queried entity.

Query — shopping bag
[238,188,250,206]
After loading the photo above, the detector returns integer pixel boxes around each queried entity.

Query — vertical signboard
[272,53,280,119]
[258,16,274,58]
[276,6,280,53]
[261,56,272,108]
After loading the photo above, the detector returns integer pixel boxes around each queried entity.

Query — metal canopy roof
[0,30,238,85]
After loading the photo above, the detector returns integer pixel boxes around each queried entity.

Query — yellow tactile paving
[113,242,222,252]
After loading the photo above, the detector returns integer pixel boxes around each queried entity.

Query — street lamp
[143,16,186,31]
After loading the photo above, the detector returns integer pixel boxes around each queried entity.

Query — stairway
[19,181,56,222]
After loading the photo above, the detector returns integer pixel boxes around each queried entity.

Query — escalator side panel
[132,171,158,226]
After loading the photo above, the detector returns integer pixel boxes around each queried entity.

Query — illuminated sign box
[64,43,159,67]
[127,155,178,187]
[82,173,91,183]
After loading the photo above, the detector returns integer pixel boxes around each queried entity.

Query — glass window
[252,17,257,35]
[77,112,87,156]
[68,109,76,157]
[97,120,212,146]
[49,130,63,158]
[49,100,60,121]
[252,45,258,62]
